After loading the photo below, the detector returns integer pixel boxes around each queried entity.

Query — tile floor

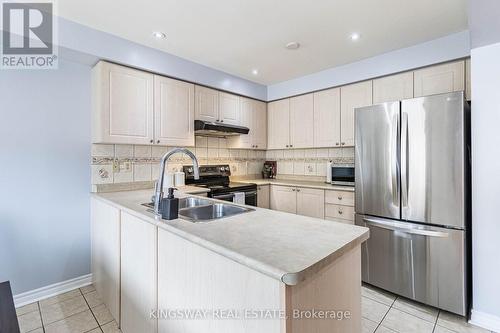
[15,283,492,333]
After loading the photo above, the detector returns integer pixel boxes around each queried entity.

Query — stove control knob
[219,167,225,172]
[187,167,193,174]
[224,166,230,171]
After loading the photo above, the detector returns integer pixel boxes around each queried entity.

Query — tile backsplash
[91,137,354,190]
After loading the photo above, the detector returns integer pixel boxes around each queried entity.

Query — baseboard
[13,274,92,308]
[470,309,500,332]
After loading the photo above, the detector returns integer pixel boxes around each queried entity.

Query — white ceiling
[58,0,468,85]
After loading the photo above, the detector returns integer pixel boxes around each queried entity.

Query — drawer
[325,190,354,206]
[325,216,354,225]
[325,204,355,221]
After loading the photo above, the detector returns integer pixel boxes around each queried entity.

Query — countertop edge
[235,179,355,192]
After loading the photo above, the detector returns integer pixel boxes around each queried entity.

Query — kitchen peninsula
[91,189,368,333]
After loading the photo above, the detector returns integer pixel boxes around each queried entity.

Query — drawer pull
[338,196,343,200]
[338,209,343,215]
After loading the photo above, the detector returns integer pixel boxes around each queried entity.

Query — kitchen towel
[233,192,245,205]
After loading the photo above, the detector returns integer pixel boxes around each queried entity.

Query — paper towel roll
[163,172,175,189]
[326,161,332,184]
[174,171,185,187]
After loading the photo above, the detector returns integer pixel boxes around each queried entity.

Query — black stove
[182,165,258,206]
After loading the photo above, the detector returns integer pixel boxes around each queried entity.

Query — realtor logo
[1,1,58,69]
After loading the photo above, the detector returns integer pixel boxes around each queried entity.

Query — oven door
[212,191,257,206]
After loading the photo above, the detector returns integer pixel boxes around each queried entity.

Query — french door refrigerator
[354,91,470,316]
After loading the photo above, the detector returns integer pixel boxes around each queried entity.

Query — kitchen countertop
[92,189,368,286]
[235,178,355,191]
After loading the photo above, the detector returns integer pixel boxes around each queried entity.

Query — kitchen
[1,1,500,333]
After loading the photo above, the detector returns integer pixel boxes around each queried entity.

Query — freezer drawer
[356,214,466,315]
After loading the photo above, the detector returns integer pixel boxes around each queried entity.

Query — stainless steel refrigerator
[354,91,471,316]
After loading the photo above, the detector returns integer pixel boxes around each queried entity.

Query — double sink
[143,197,254,222]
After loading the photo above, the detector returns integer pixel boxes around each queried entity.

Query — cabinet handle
[335,142,339,146]
[150,139,154,143]
[157,140,160,144]
[341,142,345,145]
[255,145,258,148]
[286,145,289,148]
[216,119,220,122]
[338,209,343,215]
[221,120,224,123]
[297,189,300,192]
[290,144,293,147]
[292,188,296,191]
[338,196,343,200]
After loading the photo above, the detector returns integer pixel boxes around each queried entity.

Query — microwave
[331,166,355,186]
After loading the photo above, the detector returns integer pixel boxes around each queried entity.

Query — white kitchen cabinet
[465,58,471,101]
[325,190,355,207]
[373,72,414,104]
[195,85,219,122]
[313,88,341,148]
[92,61,154,144]
[267,99,290,149]
[290,94,314,149]
[154,75,195,146]
[90,198,120,325]
[413,60,465,97]
[270,185,296,213]
[340,81,373,147]
[219,91,240,125]
[227,98,267,149]
[325,204,355,223]
[257,185,270,209]
[296,187,325,219]
[121,212,157,333]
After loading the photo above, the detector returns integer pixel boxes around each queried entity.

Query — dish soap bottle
[161,188,178,220]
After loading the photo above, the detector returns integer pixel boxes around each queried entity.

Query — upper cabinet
[340,81,373,147]
[290,94,314,149]
[268,99,290,149]
[373,72,414,104]
[92,61,194,146]
[228,98,267,149]
[92,61,154,145]
[195,86,240,125]
[313,88,341,148]
[154,76,195,146]
[413,60,465,97]
[194,86,219,122]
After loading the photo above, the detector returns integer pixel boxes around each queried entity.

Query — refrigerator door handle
[391,112,400,205]
[401,112,409,208]
[363,217,449,238]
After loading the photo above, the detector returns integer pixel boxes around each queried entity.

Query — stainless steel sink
[179,203,253,222]
[142,196,254,222]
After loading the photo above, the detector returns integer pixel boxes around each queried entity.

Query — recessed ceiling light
[285,41,300,50]
[152,31,166,39]
[350,33,360,41]
[252,69,259,75]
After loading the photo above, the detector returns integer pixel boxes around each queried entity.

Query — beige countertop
[235,178,355,191]
[92,189,368,286]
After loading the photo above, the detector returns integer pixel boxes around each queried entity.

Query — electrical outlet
[113,160,120,172]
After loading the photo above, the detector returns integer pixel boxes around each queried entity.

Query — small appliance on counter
[262,161,277,179]
[330,166,355,186]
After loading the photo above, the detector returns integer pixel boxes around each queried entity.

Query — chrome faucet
[153,148,200,216]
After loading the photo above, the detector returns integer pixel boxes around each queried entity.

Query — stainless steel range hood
[194,120,249,137]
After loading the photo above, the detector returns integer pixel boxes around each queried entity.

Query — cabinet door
[91,198,120,324]
[257,185,270,209]
[340,81,373,147]
[92,61,154,144]
[253,100,267,149]
[228,97,253,149]
[195,85,219,122]
[270,185,296,213]
[219,92,240,125]
[267,99,290,149]
[414,60,465,97]
[296,188,325,219]
[154,76,195,146]
[121,212,157,333]
[465,58,471,101]
[314,88,341,148]
[290,94,314,148]
[373,72,414,104]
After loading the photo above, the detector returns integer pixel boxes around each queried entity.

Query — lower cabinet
[296,188,325,219]
[270,185,324,219]
[325,190,355,224]
[257,185,270,209]
[120,212,157,333]
[91,198,121,325]
[270,185,297,213]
